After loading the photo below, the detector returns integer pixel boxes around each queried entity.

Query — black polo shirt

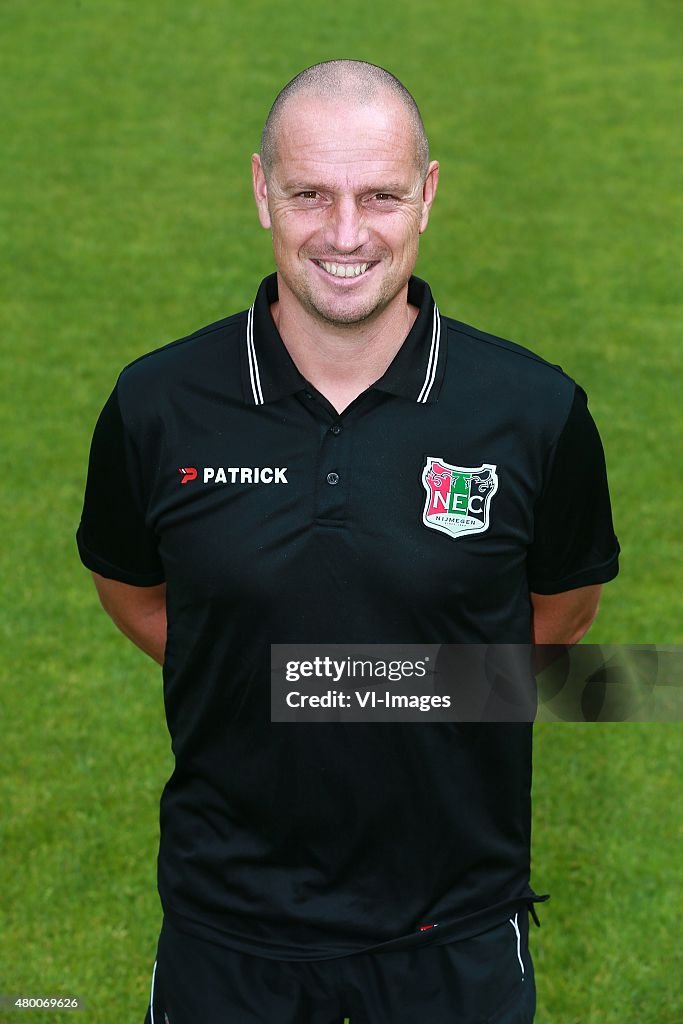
[77,274,619,960]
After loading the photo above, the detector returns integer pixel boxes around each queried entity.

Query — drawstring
[508,913,525,978]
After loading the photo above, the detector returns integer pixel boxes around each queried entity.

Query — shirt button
[304,391,314,400]
[326,472,340,485]
[330,424,342,435]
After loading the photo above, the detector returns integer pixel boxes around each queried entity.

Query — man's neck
[270,280,419,414]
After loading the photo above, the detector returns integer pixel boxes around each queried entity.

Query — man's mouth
[314,260,374,278]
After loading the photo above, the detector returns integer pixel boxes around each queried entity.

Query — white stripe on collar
[417,304,441,403]
[246,304,264,405]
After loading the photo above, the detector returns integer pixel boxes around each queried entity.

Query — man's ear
[419,160,439,234]
[252,154,271,230]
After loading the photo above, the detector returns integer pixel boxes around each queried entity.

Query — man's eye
[374,193,394,201]
[298,191,319,200]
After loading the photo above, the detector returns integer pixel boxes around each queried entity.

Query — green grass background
[1,1,682,1021]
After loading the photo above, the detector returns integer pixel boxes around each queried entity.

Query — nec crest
[422,457,498,540]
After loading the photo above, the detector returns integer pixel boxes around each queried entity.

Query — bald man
[78,61,619,1023]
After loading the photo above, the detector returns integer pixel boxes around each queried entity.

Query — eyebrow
[284,181,413,195]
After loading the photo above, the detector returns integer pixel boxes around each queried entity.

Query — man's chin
[312,304,379,327]
[306,289,394,328]
[277,269,404,328]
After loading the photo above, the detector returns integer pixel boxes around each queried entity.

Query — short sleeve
[76,384,165,586]
[527,385,620,594]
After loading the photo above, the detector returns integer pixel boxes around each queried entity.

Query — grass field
[1,1,682,1021]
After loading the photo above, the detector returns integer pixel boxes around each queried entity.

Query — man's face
[252,94,439,327]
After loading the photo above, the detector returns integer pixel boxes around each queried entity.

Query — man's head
[260,61,430,182]
[252,60,439,328]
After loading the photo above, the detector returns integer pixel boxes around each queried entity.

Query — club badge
[422,457,498,539]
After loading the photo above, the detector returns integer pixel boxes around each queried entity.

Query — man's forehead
[272,95,422,182]
[278,91,410,138]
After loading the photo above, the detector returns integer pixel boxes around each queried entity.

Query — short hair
[260,60,430,180]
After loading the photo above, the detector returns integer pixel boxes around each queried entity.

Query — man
[77,60,619,1023]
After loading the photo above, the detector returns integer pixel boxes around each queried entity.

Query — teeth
[318,261,370,278]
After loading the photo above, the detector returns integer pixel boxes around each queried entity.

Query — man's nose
[327,197,370,252]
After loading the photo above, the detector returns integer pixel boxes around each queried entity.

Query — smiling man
[251,67,439,414]
[77,61,619,1023]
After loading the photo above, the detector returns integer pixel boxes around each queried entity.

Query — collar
[241,273,446,406]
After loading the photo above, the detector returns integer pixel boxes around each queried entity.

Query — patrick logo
[179,467,198,484]
[422,457,498,540]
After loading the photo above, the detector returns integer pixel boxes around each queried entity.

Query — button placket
[316,414,349,521]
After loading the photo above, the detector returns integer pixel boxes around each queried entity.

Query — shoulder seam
[534,381,580,510]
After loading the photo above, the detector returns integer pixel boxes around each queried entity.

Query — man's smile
[312,259,378,280]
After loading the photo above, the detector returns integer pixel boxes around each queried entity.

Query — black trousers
[144,911,535,1023]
